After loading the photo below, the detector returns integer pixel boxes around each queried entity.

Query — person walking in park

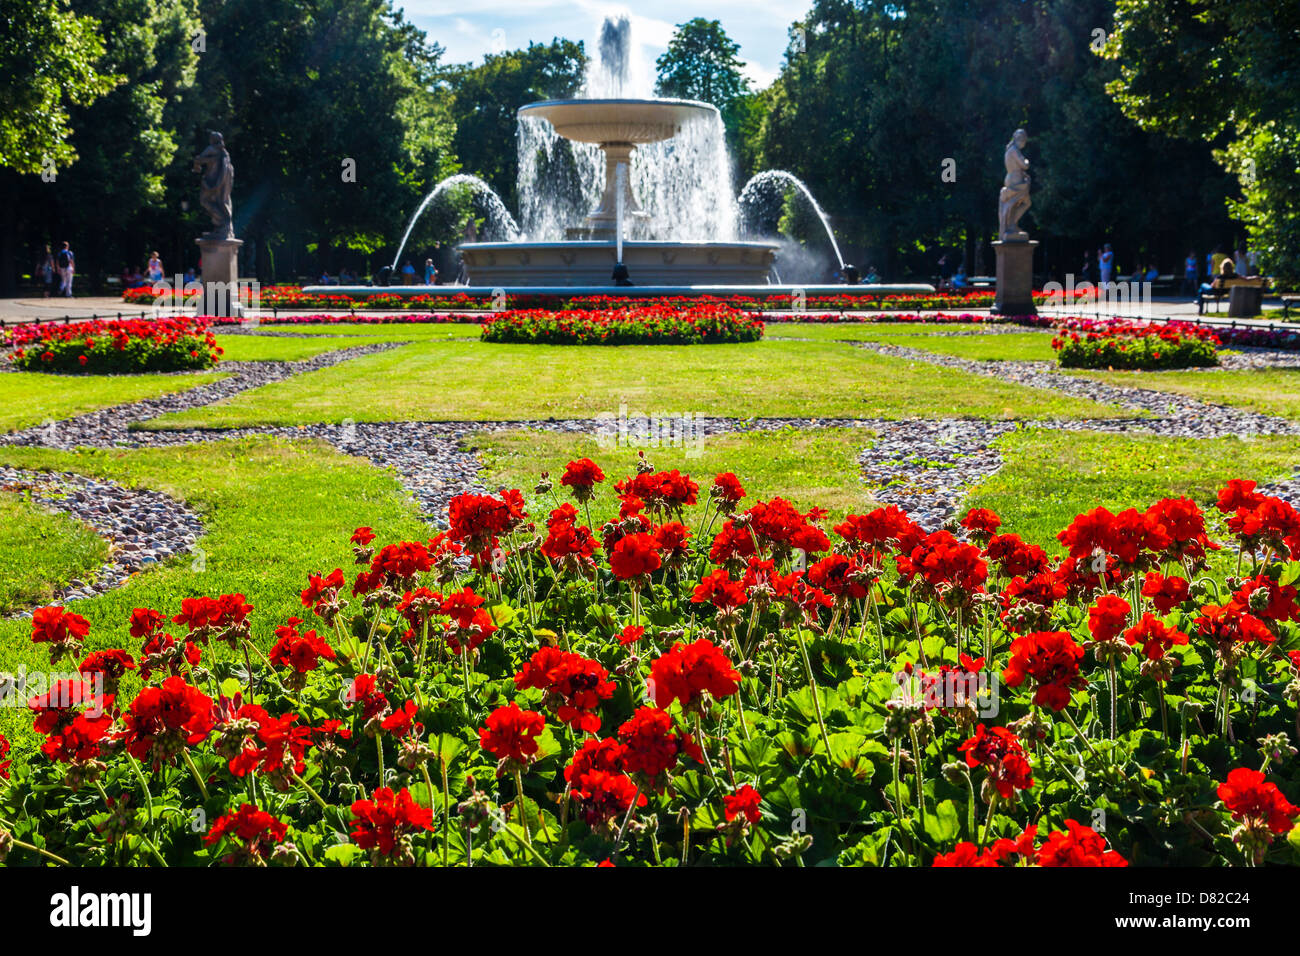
[1098,243,1115,285]
[35,244,55,297]
[1182,250,1199,297]
[56,241,75,297]
[400,259,416,283]
[147,250,164,284]
[1079,249,1093,285]
[424,257,437,285]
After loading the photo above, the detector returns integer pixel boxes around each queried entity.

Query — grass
[878,332,1057,362]
[471,425,878,524]
[0,370,226,433]
[1069,367,1300,420]
[259,322,480,339]
[762,321,994,341]
[0,490,109,613]
[143,337,1127,427]
[214,334,362,362]
[0,436,429,766]
[964,427,1300,552]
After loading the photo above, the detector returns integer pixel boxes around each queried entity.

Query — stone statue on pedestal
[194,132,235,240]
[997,128,1031,242]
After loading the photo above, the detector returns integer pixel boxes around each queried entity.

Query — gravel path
[854,341,1300,438]
[1,466,204,616]
[3,342,402,448]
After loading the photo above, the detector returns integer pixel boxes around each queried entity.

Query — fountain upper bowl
[517,98,718,145]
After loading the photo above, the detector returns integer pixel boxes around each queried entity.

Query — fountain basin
[456,240,779,286]
[517,97,716,145]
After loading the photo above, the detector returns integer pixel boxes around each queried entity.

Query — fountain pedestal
[991,240,1037,316]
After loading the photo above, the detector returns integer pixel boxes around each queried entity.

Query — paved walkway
[2,294,1296,327]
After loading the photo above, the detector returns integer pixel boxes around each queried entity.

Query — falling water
[737,170,844,268]
[390,174,520,270]
[517,15,738,241]
[632,112,738,240]
[517,117,602,240]
[582,15,654,98]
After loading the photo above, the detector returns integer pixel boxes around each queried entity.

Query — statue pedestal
[196,237,244,317]
[991,240,1037,316]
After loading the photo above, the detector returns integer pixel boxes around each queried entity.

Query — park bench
[1282,294,1300,319]
[1199,276,1269,317]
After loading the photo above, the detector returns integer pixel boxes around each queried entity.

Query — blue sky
[400,0,812,88]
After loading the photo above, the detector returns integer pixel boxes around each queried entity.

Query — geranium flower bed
[1053,321,1220,370]
[4,463,1300,868]
[480,302,764,344]
[3,318,221,373]
[125,286,1083,314]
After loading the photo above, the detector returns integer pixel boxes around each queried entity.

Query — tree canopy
[1105,0,1300,281]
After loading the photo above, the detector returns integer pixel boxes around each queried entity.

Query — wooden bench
[1199,277,1269,316]
[1282,295,1300,319]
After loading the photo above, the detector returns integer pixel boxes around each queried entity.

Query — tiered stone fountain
[457,97,779,286]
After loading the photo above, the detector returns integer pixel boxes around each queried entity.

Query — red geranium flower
[1123,613,1188,667]
[1002,630,1086,711]
[350,787,435,865]
[1217,767,1300,835]
[31,605,90,657]
[560,458,605,501]
[514,647,615,732]
[723,784,762,824]
[691,567,748,611]
[1035,820,1127,867]
[204,804,289,865]
[129,607,166,639]
[479,702,546,769]
[649,638,741,711]
[711,472,746,512]
[268,621,336,678]
[570,769,646,828]
[1141,571,1189,614]
[609,532,662,581]
[960,507,1002,540]
[117,676,215,767]
[1087,594,1131,644]
[958,724,1034,799]
[618,625,646,646]
[617,706,685,781]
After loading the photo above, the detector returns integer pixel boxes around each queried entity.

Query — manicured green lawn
[762,321,993,340]
[214,333,363,362]
[1069,367,1300,420]
[0,370,226,433]
[880,331,1057,362]
[0,490,109,613]
[472,425,877,523]
[259,322,480,339]
[144,338,1127,428]
[0,437,429,765]
[964,428,1300,552]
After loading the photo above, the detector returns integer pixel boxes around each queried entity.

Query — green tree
[445,40,587,213]
[0,0,118,175]
[191,0,459,279]
[1105,0,1300,282]
[0,0,119,292]
[655,18,751,146]
[752,0,1232,279]
[47,0,204,282]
